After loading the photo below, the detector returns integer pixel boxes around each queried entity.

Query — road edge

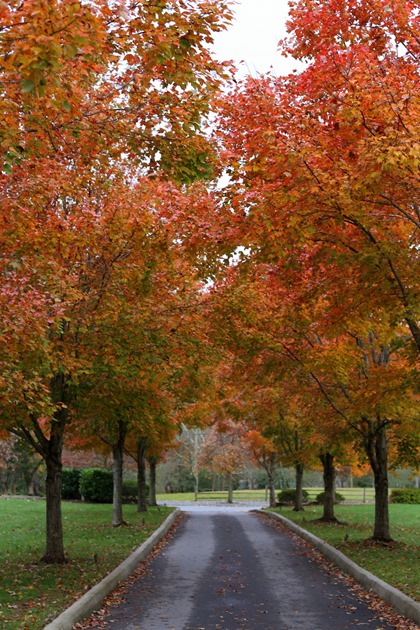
[43,509,180,630]
[264,509,420,625]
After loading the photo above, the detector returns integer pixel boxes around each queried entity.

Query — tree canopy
[1,0,419,556]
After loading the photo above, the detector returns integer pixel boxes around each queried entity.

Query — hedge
[122,479,149,503]
[63,468,146,504]
[390,488,420,504]
[61,468,81,500]
[315,491,345,504]
[79,468,113,503]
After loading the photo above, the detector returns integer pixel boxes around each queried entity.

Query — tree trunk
[17,430,66,563]
[24,461,42,496]
[264,452,277,508]
[147,456,158,507]
[10,372,70,563]
[319,452,338,522]
[42,437,66,563]
[363,418,392,541]
[41,373,70,563]
[227,472,233,503]
[268,471,276,508]
[112,419,127,527]
[406,316,420,354]
[137,437,148,513]
[193,473,199,501]
[293,462,305,511]
[41,391,68,563]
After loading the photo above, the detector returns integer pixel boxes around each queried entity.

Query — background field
[156,487,377,503]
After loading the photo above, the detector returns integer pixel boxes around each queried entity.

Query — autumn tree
[0,0,232,562]
[211,0,420,540]
[177,426,210,500]
[217,0,420,352]
[199,420,245,503]
[206,246,418,537]
[241,429,279,508]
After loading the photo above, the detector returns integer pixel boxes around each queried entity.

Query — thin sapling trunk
[137,437,148,513]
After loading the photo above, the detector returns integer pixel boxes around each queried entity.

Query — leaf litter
[257,512,418,630]
[74,513,185,629]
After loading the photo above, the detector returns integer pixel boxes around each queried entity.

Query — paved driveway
[101,505,395,629]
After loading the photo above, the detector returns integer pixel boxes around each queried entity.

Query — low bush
[79,468,113,503]
[277,488,309,503]
[122,479,137,503]
[61,468,81,500]
[315,491,345,504]
[77,471,148,504]
[390,488,420,504]
[122,480,149,503]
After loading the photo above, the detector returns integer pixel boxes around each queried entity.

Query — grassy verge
[0,498,174,629]
[267,504,419,601]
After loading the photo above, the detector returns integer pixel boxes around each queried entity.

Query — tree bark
[319,452,338,522]
[227,472,233,503]
[268,470,276,508]
[263,451,277,508]
[24,462,41,496]
[193,473,199,501]
[137,437,148,513]
[112,419,127,527]
[293,462,305,511]
[406,316,420,355]
[42,434,66,563]
[41,372,70,563]
[363,417,392,541]
[11,419,67,562]
[147,456,158,507]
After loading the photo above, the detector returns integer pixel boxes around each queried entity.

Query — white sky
[212,0,299,77]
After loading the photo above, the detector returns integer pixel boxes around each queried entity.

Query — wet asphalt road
[102,507,395,630]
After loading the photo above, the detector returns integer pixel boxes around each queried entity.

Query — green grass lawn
[0,497,417,629]
[0,499,174,630]
[268,504,420,601]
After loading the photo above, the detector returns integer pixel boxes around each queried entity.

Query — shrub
[122,480,137,503]
[315,491,345,504]
[61,468,81,500]
[121,480,149,503]
[79,468,113,503]
[277,488,309,503]
[390,488,420,504]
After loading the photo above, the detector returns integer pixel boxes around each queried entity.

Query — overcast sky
[212,0,299,77]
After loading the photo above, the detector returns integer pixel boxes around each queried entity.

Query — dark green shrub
[79,468,113,503]
[122,479,137,503]
[198,471,213,491]
[277,488,309,503]
[315,491,345,504]
[354,476,374,488]
[390,488,420,504]
[122,480,149,503]
[61,468,81,500]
